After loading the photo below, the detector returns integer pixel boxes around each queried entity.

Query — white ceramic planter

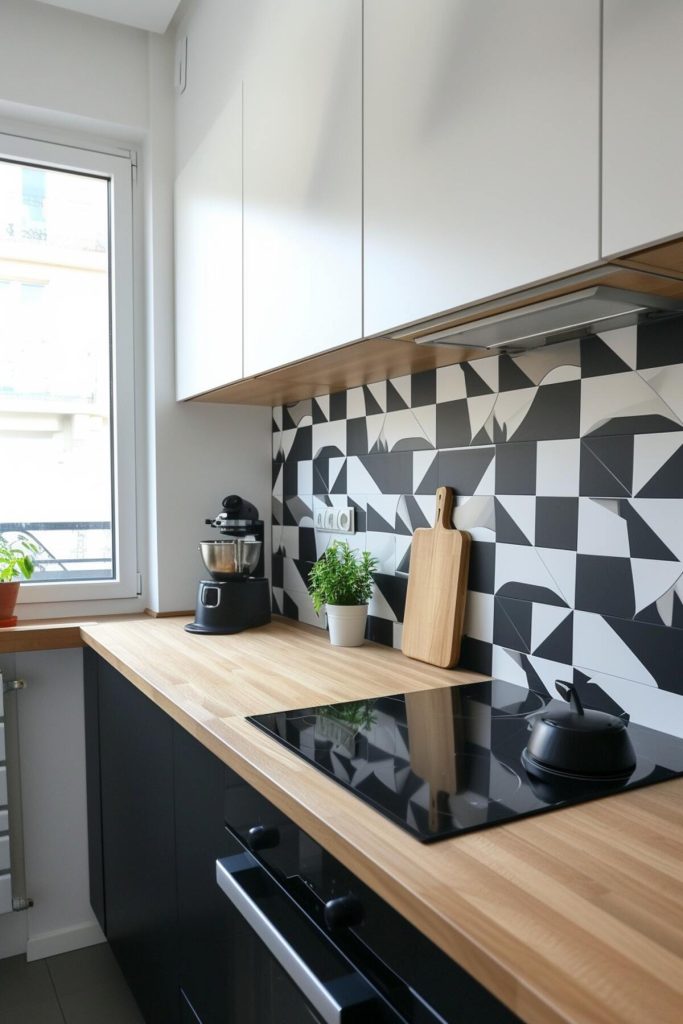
[325,604,368,647]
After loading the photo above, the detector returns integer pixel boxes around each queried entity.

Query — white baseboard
[26,921,105,961]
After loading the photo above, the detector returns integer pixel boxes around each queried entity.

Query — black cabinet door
[174,723,246,1024]
[97,658,179,1024]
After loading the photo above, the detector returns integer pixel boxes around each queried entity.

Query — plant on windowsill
[0,534,37,627]
[308,540,378,647]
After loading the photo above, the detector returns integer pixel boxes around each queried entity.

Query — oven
[212,767,520,1024]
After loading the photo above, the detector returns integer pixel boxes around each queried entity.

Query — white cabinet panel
[175,92,243,400]
[0,836,9,872]
[243,0,362,376]
[364,0,601,336]
[603,0,683,255]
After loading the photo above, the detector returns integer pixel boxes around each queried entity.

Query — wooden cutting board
[401,486,471,669]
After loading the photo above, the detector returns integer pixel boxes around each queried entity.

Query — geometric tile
[630,559,683,618]
[439,446,495,496]
[495,543,569,607]
[312,396,329,423]
[577,498,630,558]
[580,334,631,377]
[436,398,471,448]
[605,616,683,695]
[635,436,683,497]
[536,438,581,496]
[572,611,658,688]
[511,380,581,442]
[579,435,633,497]
[514,336,580,386]
[463,361,494,396]
[535,547,577,607]
[581,371,682,437]
[498,353,535,392]
[493,596,532,653]
[495,496,535,545]
[575,554,635,618]
[468,541,496,595]
[530,604,571,652]
[618,501,678,560]
[414,451,440,494]
[534,497,578,550]
[411,369,436,407]
[636,315,681,370]
[629,498,683,561]
[597,324,637,370]
[495,441,537,494]
[639,363,683,422]
[387,376,410,411]
[532,608,573,663]
[463,591,494,643]
[329,391,347,421]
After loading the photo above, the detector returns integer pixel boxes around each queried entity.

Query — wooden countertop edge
[0,614,148,654]
[78,619,683,1024]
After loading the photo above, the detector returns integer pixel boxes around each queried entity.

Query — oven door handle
[216,852,381,1024]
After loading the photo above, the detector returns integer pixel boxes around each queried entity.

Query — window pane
[0,159,114,582]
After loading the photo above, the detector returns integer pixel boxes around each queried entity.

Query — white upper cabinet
[175,93,243,400]
[603,0,683,256]
[242,0,362,377]
[364,0,601,337]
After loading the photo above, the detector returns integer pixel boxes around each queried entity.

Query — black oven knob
[247,825,280,851]
[324,895,364,930]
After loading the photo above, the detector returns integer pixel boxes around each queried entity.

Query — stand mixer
[185,494,271,635]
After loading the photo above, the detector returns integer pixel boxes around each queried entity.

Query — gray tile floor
[0,943,144,1024]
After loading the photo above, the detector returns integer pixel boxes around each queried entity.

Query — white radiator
[0,671,32,915]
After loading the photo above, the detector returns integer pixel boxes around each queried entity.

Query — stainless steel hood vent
[414,286,683,352]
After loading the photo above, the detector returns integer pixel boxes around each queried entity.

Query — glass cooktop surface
[249,679,683,842]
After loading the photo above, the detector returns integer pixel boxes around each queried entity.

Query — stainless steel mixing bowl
[199,539,262,579]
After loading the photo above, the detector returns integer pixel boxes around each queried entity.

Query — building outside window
[0,132,138,604]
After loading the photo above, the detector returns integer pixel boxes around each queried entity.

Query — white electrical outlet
[314,506,355,535]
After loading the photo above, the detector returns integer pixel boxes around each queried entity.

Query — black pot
[522,683,636,783]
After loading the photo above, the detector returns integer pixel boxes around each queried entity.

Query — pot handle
[555,681,584,715]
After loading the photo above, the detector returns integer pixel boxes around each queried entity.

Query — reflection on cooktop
[249,680,683,842]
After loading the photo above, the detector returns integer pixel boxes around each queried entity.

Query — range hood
[410,285,683,352]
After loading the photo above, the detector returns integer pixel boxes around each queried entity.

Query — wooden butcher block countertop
[22,614,683,1024]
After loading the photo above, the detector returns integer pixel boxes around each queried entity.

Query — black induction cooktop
[249,679,683,842]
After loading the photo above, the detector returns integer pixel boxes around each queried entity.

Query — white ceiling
[34,0,182,34]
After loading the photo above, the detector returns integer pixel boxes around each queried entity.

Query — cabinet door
[364,0,600,336]
[175,91,243,399]
[243,0,362,376]
[603,0,683,255]
[98,659,179,1024]
[174,723,243,1024]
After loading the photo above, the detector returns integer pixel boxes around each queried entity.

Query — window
[0,132,137,603]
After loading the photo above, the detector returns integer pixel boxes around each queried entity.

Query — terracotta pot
[0,581,20,627]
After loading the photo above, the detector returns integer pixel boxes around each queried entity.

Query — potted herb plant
[0,534,37,627]
[308,540,378,647]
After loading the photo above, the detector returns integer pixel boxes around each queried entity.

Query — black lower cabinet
[88,654,179,1024]
[84,652,519,1024]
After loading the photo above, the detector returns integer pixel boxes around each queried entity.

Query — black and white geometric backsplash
[272,315,683,734]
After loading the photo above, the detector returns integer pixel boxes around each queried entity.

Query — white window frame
[0,130,139,603]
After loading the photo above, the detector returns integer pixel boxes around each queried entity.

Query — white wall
[0,0,149,136]
[0,650,104,961]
